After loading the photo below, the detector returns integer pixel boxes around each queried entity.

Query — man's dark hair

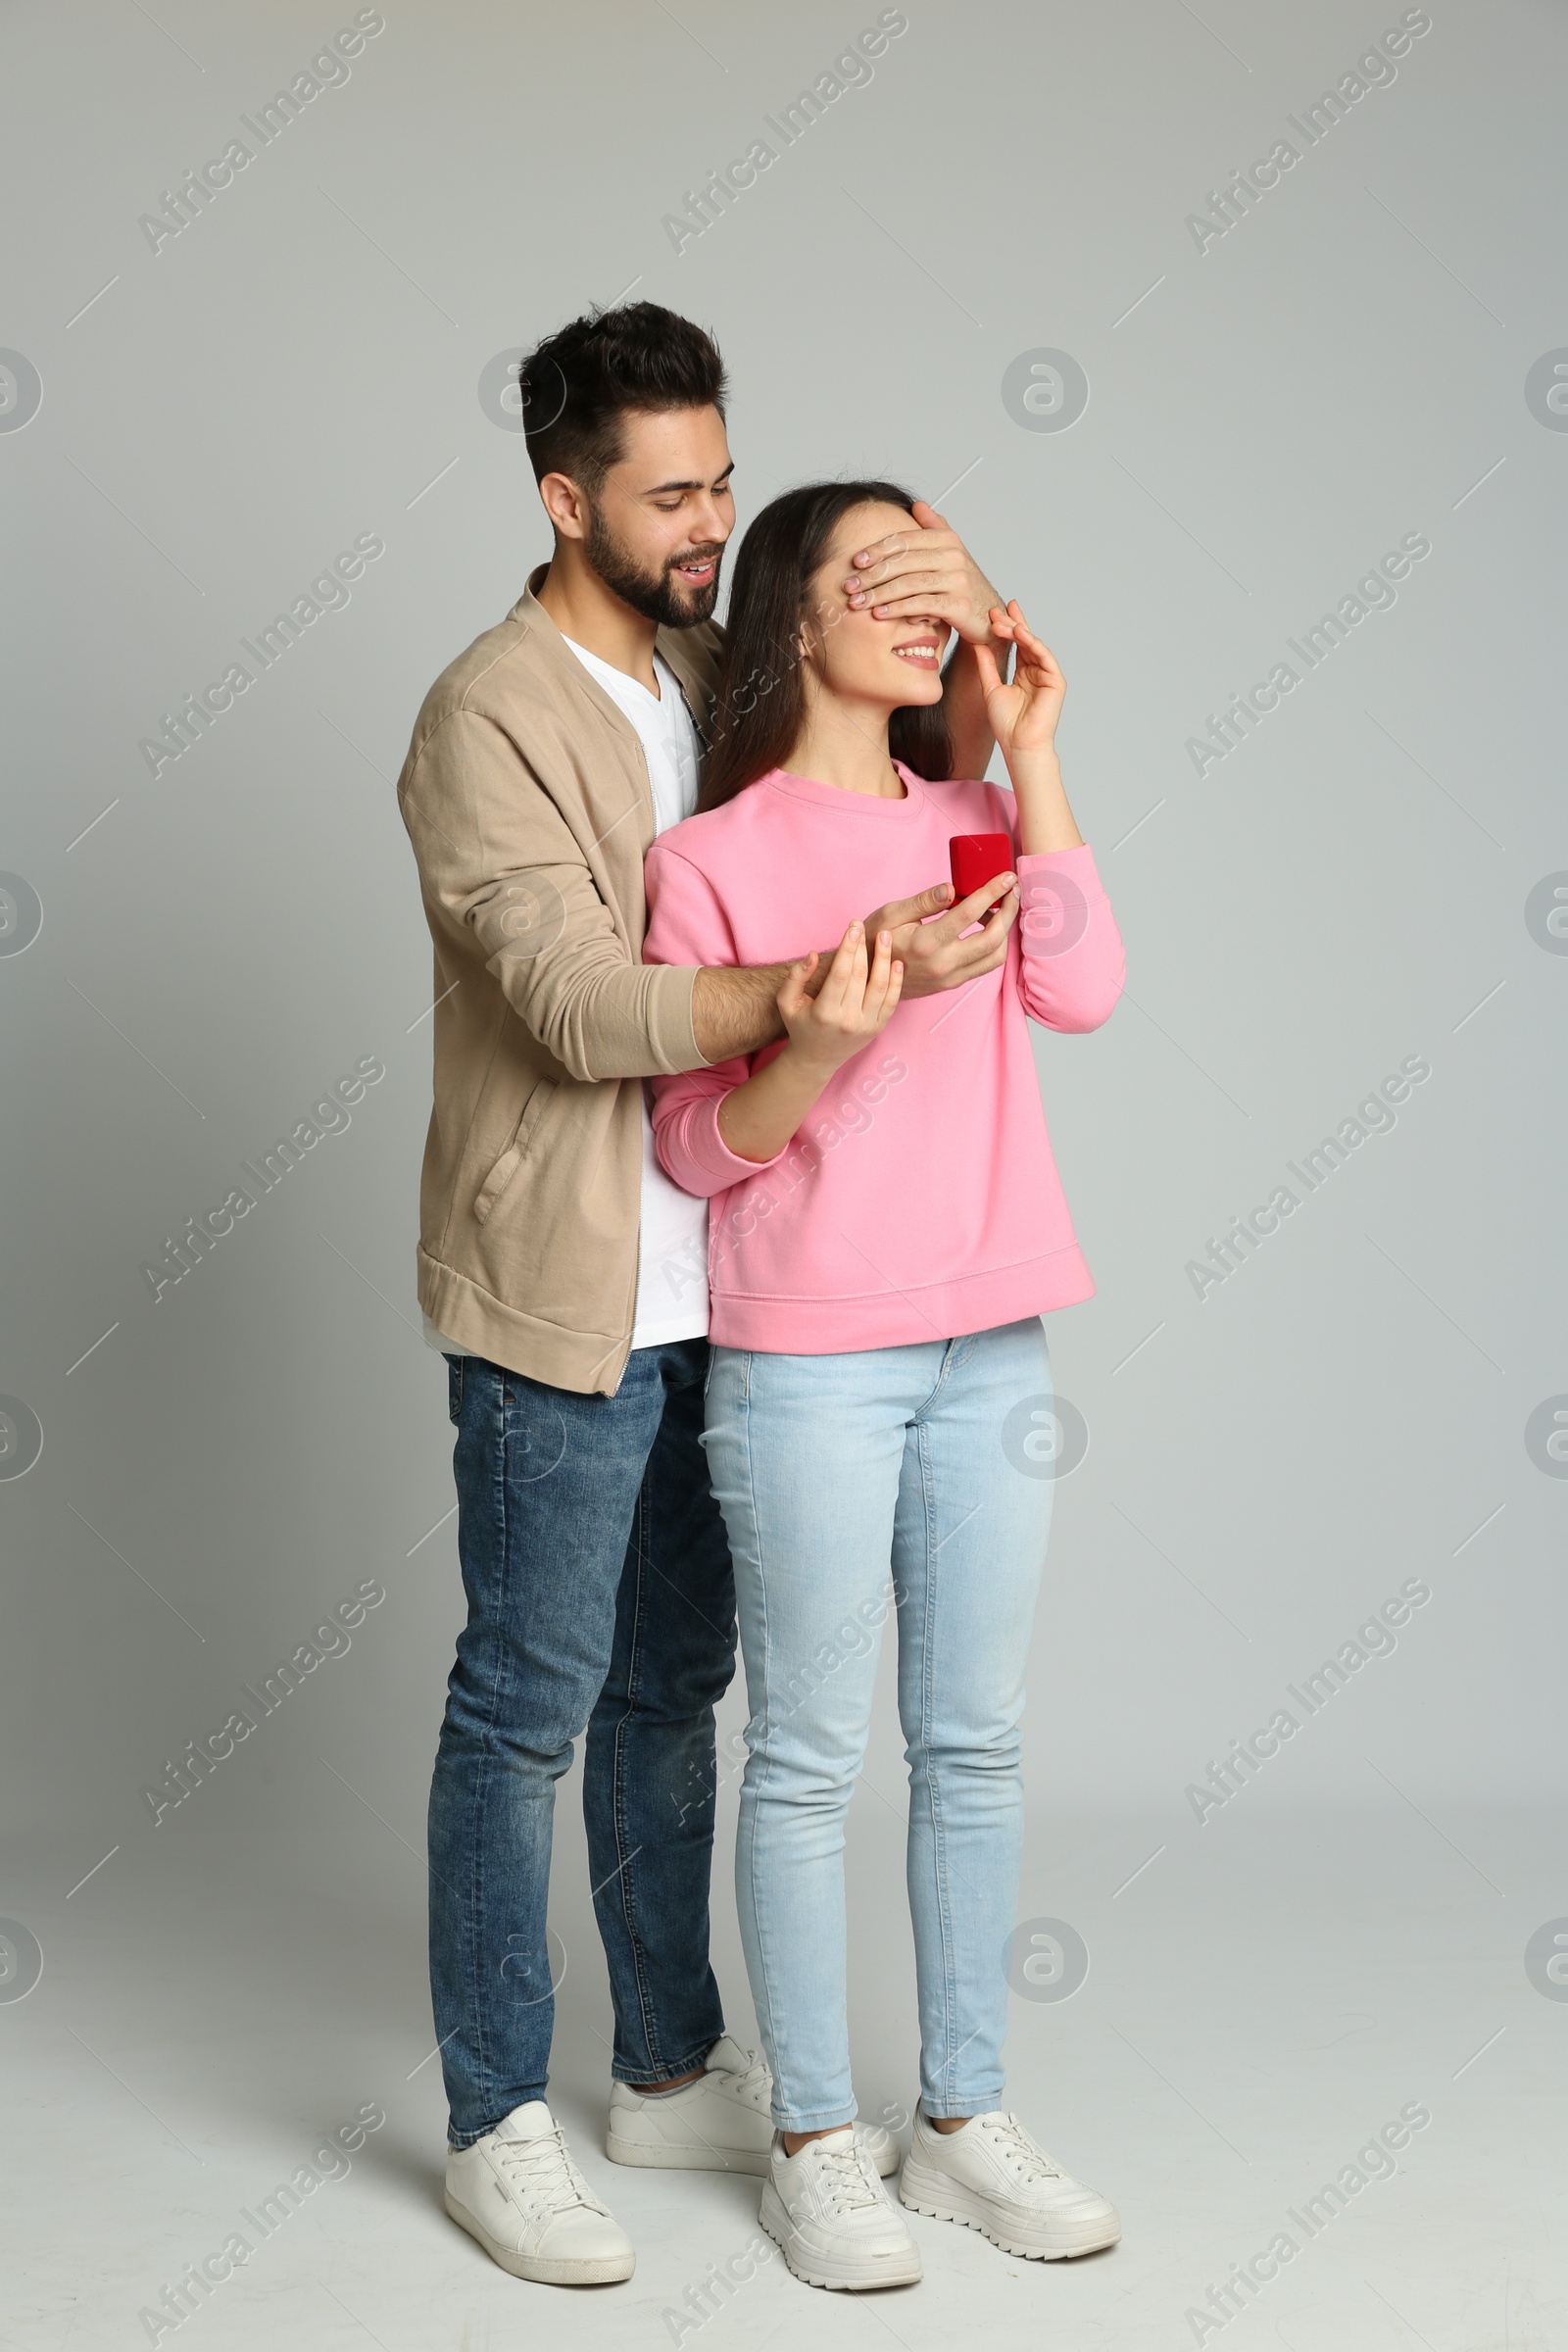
[519,302,727,493]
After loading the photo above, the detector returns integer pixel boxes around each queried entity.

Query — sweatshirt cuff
[676,1091,792,1191]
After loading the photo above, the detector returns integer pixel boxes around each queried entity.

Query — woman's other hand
[974,602,1066,760]
[975,603,1084,857]
[715,922,905,1164]
[779,920,904,1073]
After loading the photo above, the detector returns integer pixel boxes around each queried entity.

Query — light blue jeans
[702,1318,1054,2131]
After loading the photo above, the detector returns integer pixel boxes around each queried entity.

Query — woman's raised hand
[778,920,904,1072]
[973,600,1066,761]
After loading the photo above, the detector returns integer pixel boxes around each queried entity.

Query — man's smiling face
[579,404,735,628]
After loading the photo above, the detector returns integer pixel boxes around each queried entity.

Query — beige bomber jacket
[396,567,724,1395]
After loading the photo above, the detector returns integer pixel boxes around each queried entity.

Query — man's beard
[584,504,724,628]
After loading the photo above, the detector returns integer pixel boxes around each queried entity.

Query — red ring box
[949,832,1014,902]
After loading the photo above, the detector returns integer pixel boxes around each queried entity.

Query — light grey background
[2,3,1564,2347]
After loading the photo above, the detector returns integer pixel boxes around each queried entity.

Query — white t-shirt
[421,638,710,1362]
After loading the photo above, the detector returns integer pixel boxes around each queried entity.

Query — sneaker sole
[606,2131,769,2177]
[444,2187,635,2285]
[606,2129,900,2180]
[898,2162,1119,2261]
[759,2180,922,2291]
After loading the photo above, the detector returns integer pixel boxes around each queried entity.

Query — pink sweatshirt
[643,761,1125,1353]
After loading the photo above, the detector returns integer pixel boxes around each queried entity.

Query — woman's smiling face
[801,501,950,715]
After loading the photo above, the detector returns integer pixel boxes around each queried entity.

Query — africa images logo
[0,350,43,433]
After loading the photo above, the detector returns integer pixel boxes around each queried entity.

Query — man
[397,301,1018,2286]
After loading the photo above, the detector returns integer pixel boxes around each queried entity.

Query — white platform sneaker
[760,2125,923,2290]
[445,2099,636,2285]
[898,2106,1120,2260]
[606,2034,900,2178]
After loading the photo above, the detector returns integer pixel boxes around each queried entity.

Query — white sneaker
[899,2106,1120,2259]
[606,2034,900,2178]
[760,2125,922,2290]
[445,2100,636,2284]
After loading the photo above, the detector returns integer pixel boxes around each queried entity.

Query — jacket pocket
[473,1077,558,1227]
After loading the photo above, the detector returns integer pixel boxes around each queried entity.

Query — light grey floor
[6,1775,1562,2351]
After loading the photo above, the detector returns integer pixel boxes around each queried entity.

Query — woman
[642,481,1124,2292]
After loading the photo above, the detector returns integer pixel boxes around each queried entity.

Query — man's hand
[841,498,1004,648]
[840,498,1009,779]
[691,877,1018,1066]
[804,875,1018,1001]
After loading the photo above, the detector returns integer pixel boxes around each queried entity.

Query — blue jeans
[702,1319,1054,2132]
[428,1341,737,2147]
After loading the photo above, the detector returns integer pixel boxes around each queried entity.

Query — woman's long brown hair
[698,479,953,811]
